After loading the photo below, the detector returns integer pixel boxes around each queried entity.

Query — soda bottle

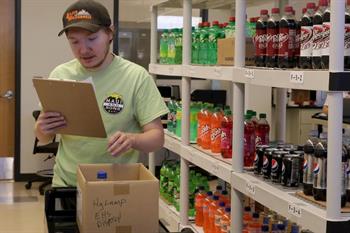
[313,137,327,201]
[254,9,269,67]
[247,110,258,127]
[167,29,176,64]
[220,190,229,205]
[199,22,210,65]
[266,8,281,68]
[247,212,262,233]
[203,191,213,233]
[208,21,221,65]
[261,225,269,233]
[214,185,223,197]
[221,109,233,159]
[278,6,296,68]
[303,133,319,195]
[321,3,331,69]
[300,3,316,69]
[224,16,236,38]
[166,99,174,132]
[208,195,220,233]
[220,207,231,233]
[192,24,202,64]
[295,9,301,67]
[341,145,348,207]
[175,28,183,64]
[242,206,252,230]
[244,114,256,169]
[202,106,213,150]
[256,113,270,146]
[248,17,258,38]
[195,186,206,226]
[190,102,200,143]
[214,202,226,233]
[197,103,206,147]
[345,0,350,69]
[345,143,350,202]
[211,107,223,153]
[312,0,328,69]
[160,29,169,64]
[175,101,182,137]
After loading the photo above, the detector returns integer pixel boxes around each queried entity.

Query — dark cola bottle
[312,0,328,69]
[300,3,316,69]
[254,9,269,67]
[278,6,296,69]
[345,0,350,69]
[266,8,280,68]
[294,9,301,67]
[313,135,327,202]
[321,3,331,69]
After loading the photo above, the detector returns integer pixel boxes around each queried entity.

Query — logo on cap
[66,9,92,22]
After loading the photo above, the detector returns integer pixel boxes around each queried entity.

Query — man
[34,0,169,187]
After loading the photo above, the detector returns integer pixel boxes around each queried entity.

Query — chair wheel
[25,182,32,190]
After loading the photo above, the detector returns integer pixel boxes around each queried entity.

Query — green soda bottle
[192,24,201,64]
[167,165,175,203]
[160,29,169,64]
[166,99,174,132]
[224,16,236,38]
[167,29,176,64]
[175,101,182,137]
[208,21,221,65]
[198,22,210,65]
[175,28,183,64]
[190,102,200,142]
[160,163,168,196]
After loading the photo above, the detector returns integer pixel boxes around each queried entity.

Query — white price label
[288,203,302,218]
[244,69,255,79]
[289,71,304,84]
[245,182,256,196]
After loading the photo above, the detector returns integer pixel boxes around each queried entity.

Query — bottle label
[266,27,279,56]
[300,26,313,57]
[254,28,267,56]
[313,158,327,189]
[295,28,301,56]
[221,127,232,149]
[345,24,350,56]
[322,22,331,56]
[312,24,324,57]
[200,124,210,139]
[210,127,222,142]
[278,28,294,57]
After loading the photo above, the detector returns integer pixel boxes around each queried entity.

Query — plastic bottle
[277,223,286,233]
[221,109,233,159]
[199,22,210,65]
[220,190,229,205]
[299,3,316,69]
[208,195,220,233]
[203,191,213,233]
[211,107,224,153]
[220,207,231,233]
[248,110,259,127]
[160,163,168,196]
[190,102,200,143]
[255,9,269,67]
[160,29,169,64]
[294,9,301,67]
[303,132,319,196]
[278,6,296,68]
[208,21,221,65]
[313,137,327,202]
[341,144,348,207]
[247,212,262,233]
[195,186,206,226]
[197,103,206,147]
[192,24,202,64]
[175,28,183,64]
[312,0,328,69]
[261,224,269,233]
[97,170,107,181]
[175,101,182,137]
[243,206,252,230]
[224,16,236,38]
[202,106,213,150]
[244,114,256,169]
[266,8,281,68]
[214,202,226,233]
[255,113,270,146]
[291,223,299,233]
[214,185,223,197]
[173,171,180,208]
[167,29,176,64]
[321,2,331,69]
[167,165,176,203]
[345,0,350,69]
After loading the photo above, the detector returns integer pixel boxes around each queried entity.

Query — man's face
[66,28,113,70]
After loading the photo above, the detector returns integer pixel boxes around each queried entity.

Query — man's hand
[36,111,66,136]
[108,131,135,157]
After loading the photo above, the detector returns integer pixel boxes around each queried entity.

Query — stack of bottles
[253,0,350,69]
[302,130,350,207]
[194,185,231,233]
[160,28,183,64]
[159,161,210,216]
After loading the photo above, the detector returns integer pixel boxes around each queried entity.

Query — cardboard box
[217,38,255,66]
[77,163,159,233]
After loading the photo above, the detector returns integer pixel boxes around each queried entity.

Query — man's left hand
[108,131,135,157]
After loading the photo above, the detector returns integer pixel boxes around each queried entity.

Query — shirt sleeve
[134,73,169,127]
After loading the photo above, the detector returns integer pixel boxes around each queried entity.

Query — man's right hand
[35,112,66,142]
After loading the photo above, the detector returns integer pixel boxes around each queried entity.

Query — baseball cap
[58,0,111,36]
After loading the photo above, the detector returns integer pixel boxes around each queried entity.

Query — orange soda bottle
[243,206,252,230]
[210,107,223,153]
[203,191,213,233]
[214,202,226,233]
[219,190,229,205]
[214,185,223,197]
[208,195,220,233]
[247,212,262,233]
[197,104,206,147]
[195,186,207,226]
[201,106,213,150]
[220,207,231,233]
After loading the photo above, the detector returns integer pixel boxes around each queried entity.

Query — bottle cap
[319,0,328,7]
[219,202,226,207]
[244,206,251,211]
[302,7,307,14]
[225,207,231,212]
[213,195,220,200]
[229,16,235,22]
[259,113,267,118]
[244,114,252,120]
[261,225,269,231]
[260,9,268,15]
[271,8,280,14]
[207,191,213,196]
[212,20,219,25]
[221,190,228,195]
[252,212,260,218]
[216,185,223,190]
[97,170,107,180]
[223,22,229,27]
[307,2,316,9]
[284,5,293,12]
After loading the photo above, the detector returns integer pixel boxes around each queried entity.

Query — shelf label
[288,203,302,218]
[245,182,256,196]
[289,71,304,84]
[244,69,255,79]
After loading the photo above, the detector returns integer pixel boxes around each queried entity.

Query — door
[0,0,15,157]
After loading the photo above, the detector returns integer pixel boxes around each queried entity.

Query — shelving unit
[150,0,350,232]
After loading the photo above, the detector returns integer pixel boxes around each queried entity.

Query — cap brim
[58,22,102,36]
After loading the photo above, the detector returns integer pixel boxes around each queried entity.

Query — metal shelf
[231,172,350,233]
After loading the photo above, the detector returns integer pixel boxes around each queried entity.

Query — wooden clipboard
[33,77,107,138]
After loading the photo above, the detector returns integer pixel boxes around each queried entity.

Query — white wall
[20,0,114,174]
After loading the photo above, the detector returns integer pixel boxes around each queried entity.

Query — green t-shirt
[48,55,169,187]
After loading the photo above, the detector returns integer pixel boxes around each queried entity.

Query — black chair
[25,110,59,195]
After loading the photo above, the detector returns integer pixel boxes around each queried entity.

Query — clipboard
[33,77,107,138]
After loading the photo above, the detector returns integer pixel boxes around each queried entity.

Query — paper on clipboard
[33,77,107,138]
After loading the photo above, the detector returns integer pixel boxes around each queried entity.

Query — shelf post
[180,0,192,228]
[149,4,158,175]
[327,0,345,220]
[275,88,286,142]
[232,1,246,233]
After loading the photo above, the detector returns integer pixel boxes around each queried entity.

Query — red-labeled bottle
[244,114,256,169]
[255,113,270,146]
[254,9,269,67]
[300,3,316,69]
[221,109,232,158]
[266,8,281,67]
[312,0,328,69]
[278,6,296,68]
[321,2,331,69]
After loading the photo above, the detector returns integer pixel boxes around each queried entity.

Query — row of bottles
[160,28,183,64]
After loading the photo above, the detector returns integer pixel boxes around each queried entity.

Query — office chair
[25,110,59,195]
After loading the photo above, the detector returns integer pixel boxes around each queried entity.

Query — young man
[34,0,169,187]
